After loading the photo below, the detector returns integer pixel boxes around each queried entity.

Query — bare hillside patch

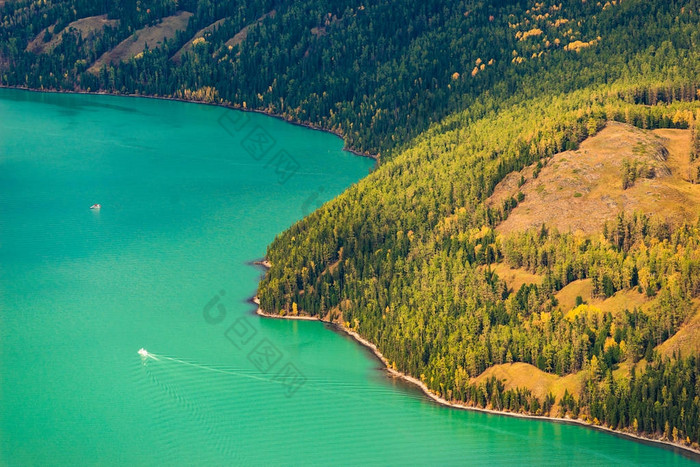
[27,15,118,54]
[556,279,649,316]
[171,17,228,63]
[653,128,695,181]
[555,279,595,311]
[89,11,192,73]
[472,362,584,411]
[491,122,700,235]
[657,300,700,358]
[489,262,543,292]
[225,10,276,49]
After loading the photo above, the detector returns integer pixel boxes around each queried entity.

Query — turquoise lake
[0,88,696,466]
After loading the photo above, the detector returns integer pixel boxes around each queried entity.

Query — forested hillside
[6,0,697,153]
[3,0,700,451]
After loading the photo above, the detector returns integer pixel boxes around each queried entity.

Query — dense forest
[2,0,700,451]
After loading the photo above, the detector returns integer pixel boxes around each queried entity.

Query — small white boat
[90,204,101,210]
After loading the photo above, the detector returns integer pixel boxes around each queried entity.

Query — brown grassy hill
[554,278,649,316]
[89,11,192,73]
[171,17,228,63]
[26,15,118,54]
[490,122,699,235]
[472,362,585,413]
[224,10,276,49]
[657,300,700,358]
[489,263,543,292]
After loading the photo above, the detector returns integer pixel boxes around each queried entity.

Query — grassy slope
[472,362,585,413]
[88,11,192,72]
[170,17,228,63]
[489,263,543,292]
[223,10,276,49]
[555,279,650,317]
[492,122,699,235]
[26,15,118,54]
[657,299,700,358]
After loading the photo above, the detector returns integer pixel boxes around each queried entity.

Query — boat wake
[136,348,251,463]
[137,348,280,384]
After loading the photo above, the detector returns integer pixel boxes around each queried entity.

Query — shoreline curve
[253,298,700,461]
[0,85,379,161]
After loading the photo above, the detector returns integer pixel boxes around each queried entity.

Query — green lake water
[0,88,696,466]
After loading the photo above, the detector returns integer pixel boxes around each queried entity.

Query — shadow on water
[0,88,144,115]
